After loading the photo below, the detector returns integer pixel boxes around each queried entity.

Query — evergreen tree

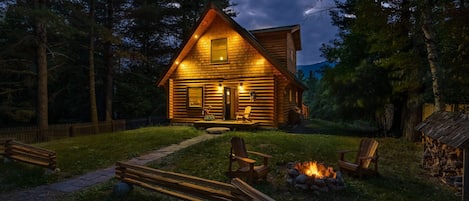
[320,0,468,141]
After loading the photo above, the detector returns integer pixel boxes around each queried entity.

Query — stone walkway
[0,134,222,201]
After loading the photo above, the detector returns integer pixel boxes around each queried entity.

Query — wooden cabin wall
[252,32,288,70]
[170,77,275,127]
[238,77,275,127]
[171,16,274,80]
[168,16,278,127]
[286,33,297,74]
[275,76,287,125]
[275,75,300,126]
[168,79,174,119]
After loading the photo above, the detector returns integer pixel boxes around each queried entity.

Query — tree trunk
[88,0,99,133]
[402,92,423,142]
[389,101,403,138]
[35,0,48,141]
[421,1,445,112]
[104,0,114,122]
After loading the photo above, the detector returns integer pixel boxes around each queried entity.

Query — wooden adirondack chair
[227,136,272,182]
[337,138,379,178]
[236,106,252,121]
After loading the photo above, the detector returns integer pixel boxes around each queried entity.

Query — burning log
[286,161,345,192]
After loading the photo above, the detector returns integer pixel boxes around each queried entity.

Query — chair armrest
[337,150,356,160]
[337,150,355,154]
[357,156,378,168]
[233,155,256,164]
[247,151,272,158]
[358,155,378,162]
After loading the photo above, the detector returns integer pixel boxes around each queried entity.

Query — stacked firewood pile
[422,136,463,191]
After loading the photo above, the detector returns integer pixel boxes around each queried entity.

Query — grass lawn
[0,126,202,193]
[0,120,459,201]
[65,129,458,201]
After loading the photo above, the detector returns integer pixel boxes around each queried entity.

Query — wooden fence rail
[114,161,275,201]
[3,139,58,171]
[0,120,126,143]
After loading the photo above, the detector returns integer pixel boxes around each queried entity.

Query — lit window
[295,90,298,103]
[211,38,227,63]
[188,87,203,108]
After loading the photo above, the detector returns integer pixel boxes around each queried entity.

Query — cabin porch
[193,120,259,131]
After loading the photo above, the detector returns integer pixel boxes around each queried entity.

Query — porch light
[218,82,223,91]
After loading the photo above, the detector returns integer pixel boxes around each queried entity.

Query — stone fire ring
[205,127,230,134]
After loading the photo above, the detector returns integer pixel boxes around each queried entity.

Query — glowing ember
[287,161,345,192]
[294,161,337,179]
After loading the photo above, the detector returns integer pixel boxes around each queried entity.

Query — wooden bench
[3,139,57,171]
[0,138,10,156]
[115,161,275,201]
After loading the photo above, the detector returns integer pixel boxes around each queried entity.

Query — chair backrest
[243,106,251,118]
[355,138,379,168]
[231,137,250,168]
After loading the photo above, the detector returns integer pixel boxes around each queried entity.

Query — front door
[223,87,237,120]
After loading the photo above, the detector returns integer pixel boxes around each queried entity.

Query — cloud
[233,0,338,64]
[302,0,336,16]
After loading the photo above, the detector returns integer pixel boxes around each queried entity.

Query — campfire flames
[287,161,345,192]
[286,161,345,192]
[294,161,337,179]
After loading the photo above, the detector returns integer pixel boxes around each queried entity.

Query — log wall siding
[252,32,287,70]
[172,17,275,80]
[275,75,300,125]
[170,77,276,127]
[169,79,174,119]
[251,31,298,75]
[286,33,297,74]
[166,15,300,128]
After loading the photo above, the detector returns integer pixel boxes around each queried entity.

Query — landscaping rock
[112,181,133,196]
[205,127,230,134]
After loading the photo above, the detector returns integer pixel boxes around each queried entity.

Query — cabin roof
[157,3,306,89]
[415,111,469,148]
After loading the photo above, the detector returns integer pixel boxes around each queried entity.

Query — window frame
[187,87,203,108]
[211,38,228,63]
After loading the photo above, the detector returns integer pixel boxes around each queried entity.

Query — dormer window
[211,38,228,63]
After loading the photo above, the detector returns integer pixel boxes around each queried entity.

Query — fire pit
[286,161,345,192]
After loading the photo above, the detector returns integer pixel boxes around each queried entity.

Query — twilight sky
[231,0,339,65]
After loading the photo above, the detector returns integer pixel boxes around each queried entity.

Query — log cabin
[157,3,306,128]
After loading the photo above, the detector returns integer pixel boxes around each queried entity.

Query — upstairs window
[211,38,228,63]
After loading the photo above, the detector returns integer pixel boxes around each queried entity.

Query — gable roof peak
[157,3,305,90]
